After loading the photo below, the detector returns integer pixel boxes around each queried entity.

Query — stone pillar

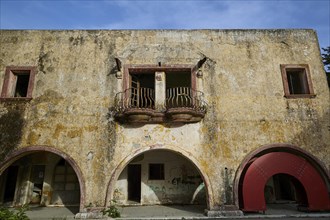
[155,71,166,111]
[16,165,32,205]
[140,163,148,205]
[40,164,55,206]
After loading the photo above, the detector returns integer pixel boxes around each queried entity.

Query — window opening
[1,66,36,99]
[149,164,164,180]
[280,64,315,98]
[53,159,79,190]
[166,71,192,108]
[286,69,309,94]
[14,74,30,97]
[130,72,155,109]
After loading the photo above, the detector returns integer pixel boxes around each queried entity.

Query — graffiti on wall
[171,175,202,185]
[170,165,202,186]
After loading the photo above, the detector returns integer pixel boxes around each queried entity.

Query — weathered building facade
[0,30,329,217]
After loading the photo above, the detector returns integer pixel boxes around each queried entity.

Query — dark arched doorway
[237,149,330,212]
[264,174,308,209]
[0,146,84,212]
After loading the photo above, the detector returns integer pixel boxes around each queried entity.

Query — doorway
[127,164,141,202]
[30,165,45,204]
[273,174,294,201]
[266,174,307,204]
[3,166,19,203]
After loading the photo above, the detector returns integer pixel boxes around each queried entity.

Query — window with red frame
[1,66,36,99]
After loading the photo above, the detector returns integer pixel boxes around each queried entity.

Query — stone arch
[105,145,214,209]
[233,143,330,212]
[0,146,85,212]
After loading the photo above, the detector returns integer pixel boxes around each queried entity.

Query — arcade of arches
[0,146,329,215]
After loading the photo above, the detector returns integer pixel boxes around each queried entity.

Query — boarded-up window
[51,159,80,205]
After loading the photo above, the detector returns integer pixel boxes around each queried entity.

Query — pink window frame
[1,66,36,100]
[280,64,316,99]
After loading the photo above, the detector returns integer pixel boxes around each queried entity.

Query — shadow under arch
[233,143,330,212]
[105,145,214,209]
[0,145,85,212]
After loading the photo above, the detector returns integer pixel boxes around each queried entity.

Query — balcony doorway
[130,72,155,109]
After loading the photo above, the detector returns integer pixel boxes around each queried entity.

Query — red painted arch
[242,151,330,212]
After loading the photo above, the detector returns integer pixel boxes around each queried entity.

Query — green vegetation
[0,205,30,220]
[102,200,120,218]
[321,46,330,87]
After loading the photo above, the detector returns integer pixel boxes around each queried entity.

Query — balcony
[114,87,207,123]
[165,87,207,122]
[113,87,156,123]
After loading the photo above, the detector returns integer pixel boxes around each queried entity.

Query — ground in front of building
[10,204,329,219]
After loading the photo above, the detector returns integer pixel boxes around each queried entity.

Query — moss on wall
[0,101,26,160]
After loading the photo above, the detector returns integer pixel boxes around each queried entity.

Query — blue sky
[0,0,329,49]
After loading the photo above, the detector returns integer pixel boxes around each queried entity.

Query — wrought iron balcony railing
[114,87,155,112]
[114,87,207,123]
[165,87,207,114]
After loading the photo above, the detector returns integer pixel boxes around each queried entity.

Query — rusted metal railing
[114,87,207,114]
[114,87,155,113]
[166,87,207,113]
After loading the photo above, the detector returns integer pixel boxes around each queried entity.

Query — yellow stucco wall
[0,30,329,210]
